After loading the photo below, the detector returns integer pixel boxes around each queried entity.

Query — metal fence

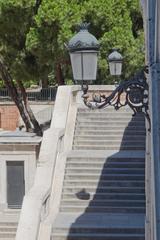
[0,88,57,102]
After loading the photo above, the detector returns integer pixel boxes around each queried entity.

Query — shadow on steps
[55,113,146,240]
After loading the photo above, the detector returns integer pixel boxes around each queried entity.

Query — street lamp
[68,23,99,84]
[108,49,123,86]
[108,49,123,76]
[67,23,150,130]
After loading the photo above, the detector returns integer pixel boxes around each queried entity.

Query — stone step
[77,116,137,120]
[0,237,15,240]
[65,173,145,181]
[76,121,145,126]
[51,232,145,240]
[77,116,144,122]
[0,227,16,232]
[73,139,145,145]
[75,126,145,131]
[77,116,144,121]
[77,108,132,112]
[77,110,134,115]
[66,162,145,168]
[74,135,146,141]
[65,168,145,175]
[75,130,146,135]
[53,226,145,234]
[63,180,145,188]
[73,145,145,150]
[52,212,145,239]
[77,115,144,120]
[77,110,133,115]
[77,121,145,127]
[77,117,145,122]
[63,187,145,194]
[0,233,16,238]
[0,223,17,226]
[60,199,145,207]
[62,192,145,200]
[75,122,145,128]
[60,206,145,214]
[0,222,17,239]
[67,157,145,163]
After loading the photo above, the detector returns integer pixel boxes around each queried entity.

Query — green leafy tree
[26,0,85,85]
[0,0,144,87]
[26,0,144,85]
[0,0,42,135]
[82,0,144,83]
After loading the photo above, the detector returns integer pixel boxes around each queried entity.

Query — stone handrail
[16,128,64,240]
[16,86,73,240]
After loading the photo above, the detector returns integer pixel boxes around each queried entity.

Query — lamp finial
[78,22,90,31]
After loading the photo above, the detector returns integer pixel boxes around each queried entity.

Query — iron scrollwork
[82,69,150,131]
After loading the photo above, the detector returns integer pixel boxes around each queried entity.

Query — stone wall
[0,140,41,213]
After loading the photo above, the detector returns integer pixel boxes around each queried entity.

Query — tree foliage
[0,0,36,83]
[0,0,144,87]
[0,0,43,135]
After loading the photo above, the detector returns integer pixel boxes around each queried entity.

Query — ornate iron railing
[82,69,150,130]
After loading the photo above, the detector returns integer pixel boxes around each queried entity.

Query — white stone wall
[0,144,40,214]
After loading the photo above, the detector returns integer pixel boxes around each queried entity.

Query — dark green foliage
[0,0,144,86]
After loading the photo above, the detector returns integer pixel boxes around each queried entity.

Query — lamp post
[108,49,123,76]
[68,23,99,88]
[108,49,123,86]
[67,23,150,130]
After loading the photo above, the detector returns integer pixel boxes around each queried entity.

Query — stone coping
[0,130,41,144]
[71,84,116,92]
[0,140,41,144]
[16,86,71,240]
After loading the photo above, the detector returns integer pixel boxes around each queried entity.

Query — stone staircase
[73,108,145,151]
[0,222,17,239]
[51,107,146,240]
[60,155,145,214]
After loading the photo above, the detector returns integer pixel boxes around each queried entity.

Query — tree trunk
[55,63,65,85]
[41,77,48,88]
[0,57,34,133]
[34,0,42,14]
[16,79,43,136]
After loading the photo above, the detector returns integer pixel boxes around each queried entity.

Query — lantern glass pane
[109,62,122,76]
[70,51,98,82]
[83,52,98,81]
[70,52,82,81]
